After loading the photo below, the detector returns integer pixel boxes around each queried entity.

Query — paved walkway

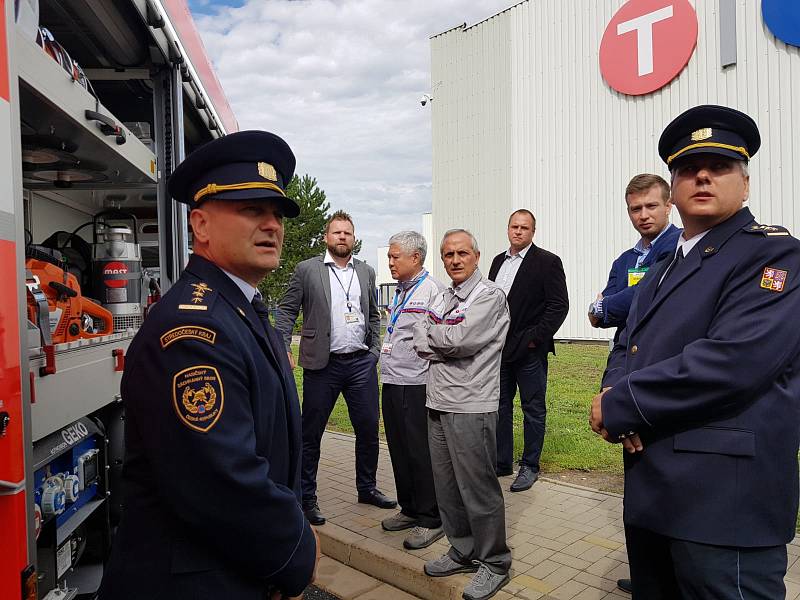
[313,431,800,600]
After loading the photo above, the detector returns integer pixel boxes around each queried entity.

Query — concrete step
[317,523,481,600]
[314,554,422,600]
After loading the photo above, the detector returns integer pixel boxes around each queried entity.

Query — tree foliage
[260,174,329,303]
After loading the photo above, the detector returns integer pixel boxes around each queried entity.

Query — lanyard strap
[329,263,355,305]
[388,272,428,333]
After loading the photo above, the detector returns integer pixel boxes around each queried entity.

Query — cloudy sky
[188,0,514,266]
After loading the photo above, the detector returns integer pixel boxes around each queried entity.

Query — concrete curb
[539,476,623,498]
[316,522,473,600]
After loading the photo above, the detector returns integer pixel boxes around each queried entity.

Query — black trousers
[301,351,379,505]
[381,383,440,528]
[496,351,548,473]
[625,525,788,599]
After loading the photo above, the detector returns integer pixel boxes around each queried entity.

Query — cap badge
[691,128,713,142]
[258,162,278,182]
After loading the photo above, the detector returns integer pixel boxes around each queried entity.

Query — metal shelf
[30,334,134,442]
[17,29,158,197]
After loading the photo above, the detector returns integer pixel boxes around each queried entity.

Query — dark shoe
[303,503,326,526]
[358,489,398,509]
[617,578,632,593]
[424,554,479,577]
[381,511,418,531]
[509,465,538,492]
[462,564,510,600]
[495,466,513,477]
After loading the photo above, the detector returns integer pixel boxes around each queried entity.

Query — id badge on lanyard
[627,267,648,287]
[383,272,428,356]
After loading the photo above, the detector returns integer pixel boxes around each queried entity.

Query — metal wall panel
[430,0,800,340]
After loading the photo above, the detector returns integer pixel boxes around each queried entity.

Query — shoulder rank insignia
[173,365,224,432]
[190,282,213,303]
[747,224,791,237]
[760,267,788,293]
[160,326,217,349]
[179,282,214,311]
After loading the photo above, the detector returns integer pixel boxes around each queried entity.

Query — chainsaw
[26,251,114,346]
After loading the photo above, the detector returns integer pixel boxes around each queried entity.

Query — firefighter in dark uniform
[590,105,800,599]
[99,131,319,600]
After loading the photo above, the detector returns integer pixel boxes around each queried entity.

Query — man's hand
[287,351,296,370]
[588,293,602,328]
[590,388,644,453]
[621,434,643,454]
[589,388,608,435]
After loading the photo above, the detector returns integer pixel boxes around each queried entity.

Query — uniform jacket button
[631,345,638,355]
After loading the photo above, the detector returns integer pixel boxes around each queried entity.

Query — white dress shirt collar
[676,229,711,259]
[221,269,258,303]
[505,243,532,259]
[324,249,354,268]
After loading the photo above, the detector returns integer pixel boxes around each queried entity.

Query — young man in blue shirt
[588,174,680,341]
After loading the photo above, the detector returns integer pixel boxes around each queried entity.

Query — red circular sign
[103,261,128,288]
[600,0,698,96]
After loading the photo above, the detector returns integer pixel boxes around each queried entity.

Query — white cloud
[193,0,513,266]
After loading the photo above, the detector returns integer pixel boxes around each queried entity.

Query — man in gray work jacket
[414,229,511,600]
[380,231,444,550]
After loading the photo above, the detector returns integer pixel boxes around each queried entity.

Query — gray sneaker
[462,564,510,600]
[424,554,479,577]
[403,526,445,550]
[381,511,418,532]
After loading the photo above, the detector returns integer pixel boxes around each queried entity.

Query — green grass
[290,342,622,475]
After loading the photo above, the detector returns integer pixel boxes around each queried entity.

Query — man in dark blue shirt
[589,174,680,341]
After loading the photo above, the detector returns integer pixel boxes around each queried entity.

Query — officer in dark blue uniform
[99,131,319,600]
[590,105,800,599]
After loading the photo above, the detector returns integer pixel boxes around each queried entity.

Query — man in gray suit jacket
[276,210,397,525]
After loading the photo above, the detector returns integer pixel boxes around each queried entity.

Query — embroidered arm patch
[760,267,788,293]
[173,365,225,432]
[160,326,217,349]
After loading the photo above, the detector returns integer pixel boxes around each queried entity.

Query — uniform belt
[331,349,368,360]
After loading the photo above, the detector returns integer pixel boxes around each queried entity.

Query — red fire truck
[0,1,237,598]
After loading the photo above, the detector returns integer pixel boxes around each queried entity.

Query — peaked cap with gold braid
[167,130,300,217]
[658,105,761,167]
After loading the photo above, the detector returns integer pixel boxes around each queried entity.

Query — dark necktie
[658,246,685,289]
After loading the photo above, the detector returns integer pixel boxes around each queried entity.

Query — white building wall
[429,0,800,340]
[376,245,392,287]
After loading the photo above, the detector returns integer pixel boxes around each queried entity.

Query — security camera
[420,93,432,107]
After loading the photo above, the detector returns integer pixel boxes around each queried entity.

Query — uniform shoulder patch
[172,365,224,432]
[760,267,788,293]
[160,326,217,349]
[746,224,791,237]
